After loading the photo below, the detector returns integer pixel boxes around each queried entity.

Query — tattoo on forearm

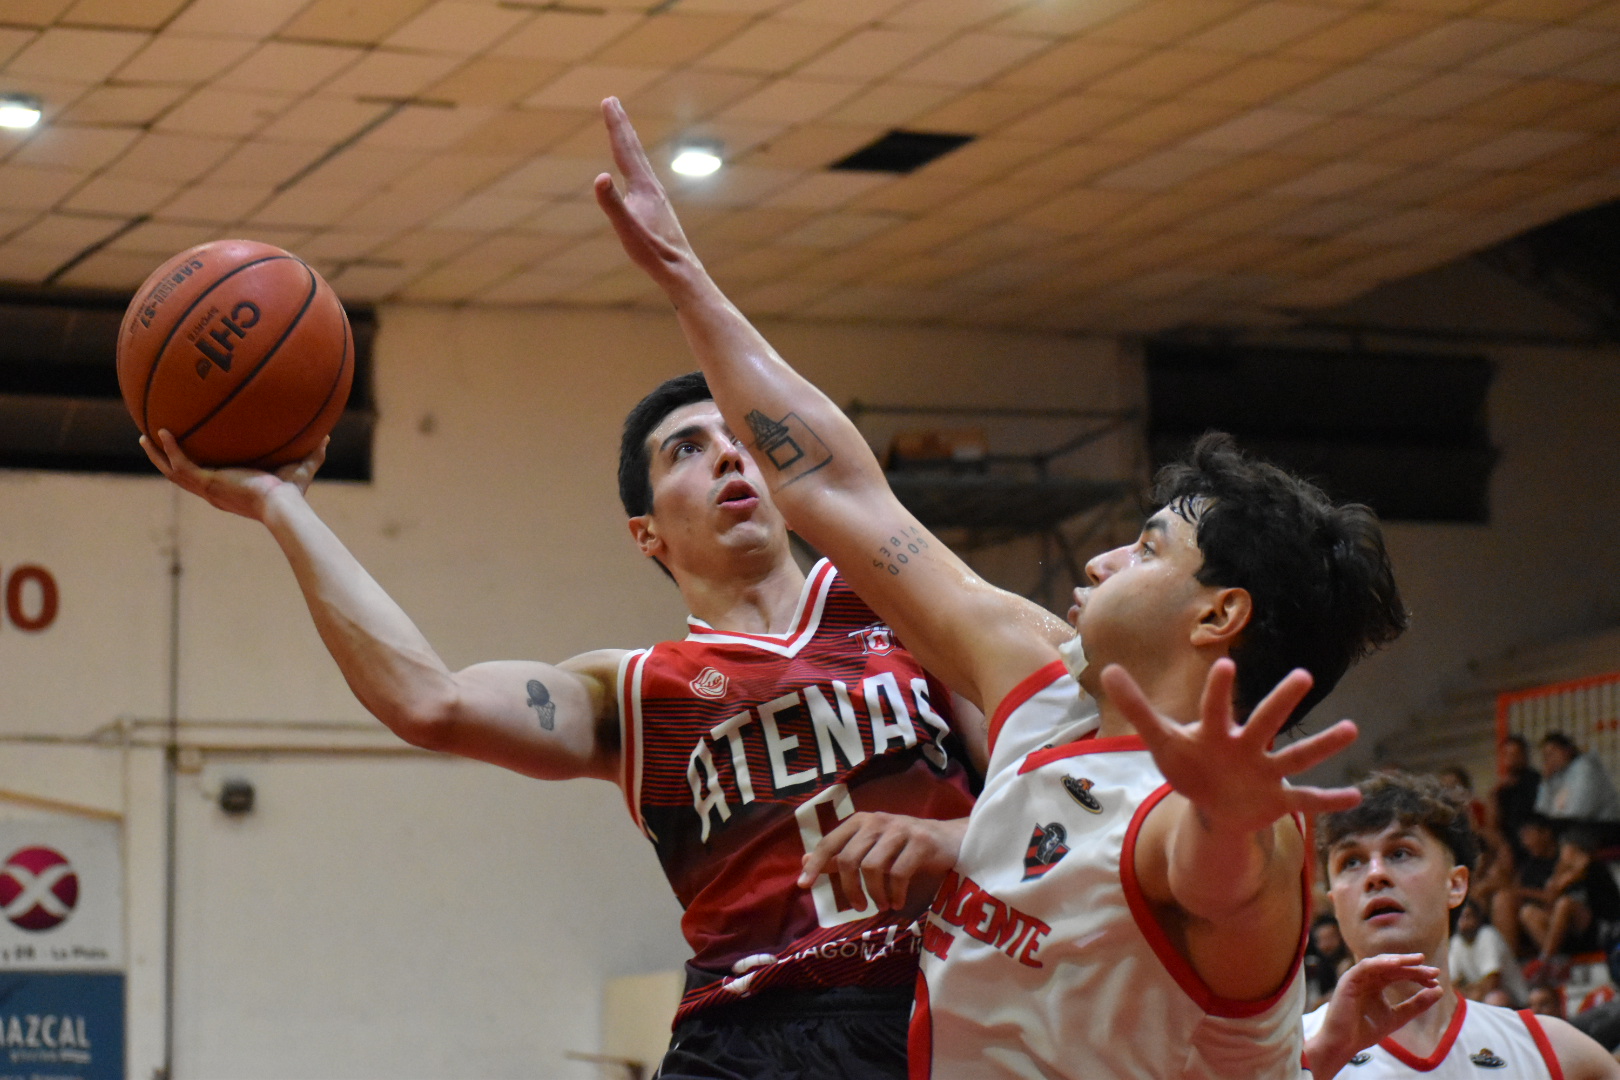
[526,680,556,731]
[743,409,833,488]
[873,526,931,577]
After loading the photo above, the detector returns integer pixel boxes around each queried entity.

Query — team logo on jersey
[1348,1052,1371,1066]
[1022,823,1070,880]
[847,623,895,655]
[689,667,729,699]
[1063,776,1102,813]
[1468,1048,1507,1068]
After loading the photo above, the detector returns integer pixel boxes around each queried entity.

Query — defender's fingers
[1240,668,1315,749]
[799,817,861,886]
[834,830,881,911]
[1197,658,1238,736]
[601,97,658,189]
[1387,986,1445,1028]
[156,429,199,473]
[139,435,173,475]
[1284,783,1363,816]
[1268,719,1359,775]
[862,830,909,910]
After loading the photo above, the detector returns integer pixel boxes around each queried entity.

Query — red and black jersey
[616,560,977,1022]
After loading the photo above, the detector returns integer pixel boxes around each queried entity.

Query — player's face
[1326,822,1467,963]
[636,401,788,574]
[1069,507,1217,686]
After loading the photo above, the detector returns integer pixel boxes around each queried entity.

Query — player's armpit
[1540,1015,1620,1079]
[415,653,624,783]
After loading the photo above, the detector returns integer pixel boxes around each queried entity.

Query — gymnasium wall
[0,302,1129,1080]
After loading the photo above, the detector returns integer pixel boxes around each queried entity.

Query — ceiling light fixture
[671,140,722,177]
[0,93,41,130]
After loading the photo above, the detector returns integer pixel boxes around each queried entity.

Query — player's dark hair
[1541,731,1579,754]
[1151,432,1407,731]
[618,371,713,581]
[1318,771,1479,930]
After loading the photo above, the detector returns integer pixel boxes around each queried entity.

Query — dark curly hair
[1318,770,1479,930]
[1152,432,1407,730]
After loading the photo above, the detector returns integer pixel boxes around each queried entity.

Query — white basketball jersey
[1301,995,1560,1078]
[912,661,1308,1080]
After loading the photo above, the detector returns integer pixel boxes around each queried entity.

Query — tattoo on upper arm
[873,526,930,577]
[743,409,833,488]
[526,680,556,731]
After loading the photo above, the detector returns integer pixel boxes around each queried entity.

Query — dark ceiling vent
[0,286,376,479]
[830,130,975,174]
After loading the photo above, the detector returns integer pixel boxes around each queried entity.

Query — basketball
[118,239,353,469]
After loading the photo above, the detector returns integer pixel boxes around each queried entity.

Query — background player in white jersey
[140,371,981,1078]
[1307,771,1620,1078]
[596,97,1405,1079]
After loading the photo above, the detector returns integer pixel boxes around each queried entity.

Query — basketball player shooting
[597,96,1409,1078]
[1307,772,1620,1079]
[137,368,983,1074]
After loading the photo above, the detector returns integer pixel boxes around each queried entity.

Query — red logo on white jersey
[0,846,79,932]
[848,623,895,655]
[690,667,729,699]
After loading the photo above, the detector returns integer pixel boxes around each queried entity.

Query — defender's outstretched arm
[142,432,620,783]
[594,97,1067,712]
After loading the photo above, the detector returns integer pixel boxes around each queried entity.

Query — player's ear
[627,514,663,560]
[1448,865,1469,911]
[1190,587,1251,649]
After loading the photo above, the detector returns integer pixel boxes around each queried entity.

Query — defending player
[140,372,981,1078]
[597,96,1405,1078]
[1308,771,1620,1078]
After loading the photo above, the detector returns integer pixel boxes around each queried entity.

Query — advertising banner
[0,970,123,1080]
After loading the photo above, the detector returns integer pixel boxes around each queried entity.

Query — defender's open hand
[1306,953,1443,1079]
[799,813,967,914]
[141,429,326,521]
[1102,658,1361,835]
[594,96,700,288]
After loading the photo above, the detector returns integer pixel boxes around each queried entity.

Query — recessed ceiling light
[671,141,722,177]
[0,94,41,130]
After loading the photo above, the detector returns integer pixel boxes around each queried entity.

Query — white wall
[0,301,1123,1080]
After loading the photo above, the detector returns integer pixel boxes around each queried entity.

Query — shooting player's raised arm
[594,97,1067,713]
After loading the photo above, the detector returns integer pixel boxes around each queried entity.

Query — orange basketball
[118,239,353,469]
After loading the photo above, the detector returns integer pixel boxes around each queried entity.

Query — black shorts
[655,986,912,1080]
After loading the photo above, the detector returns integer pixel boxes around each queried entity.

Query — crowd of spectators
[1305,732,1620,1032]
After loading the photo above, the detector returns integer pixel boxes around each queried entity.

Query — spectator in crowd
[1531,985,1568,1019]
[1538,732,1620,845]
[1451,897,1528,1005]
[1495,816,1562,955]
[1304,914,1355,1010]
[1497,735,1542,839]
[1440,765,1489,830]
[1523,829,1620,971]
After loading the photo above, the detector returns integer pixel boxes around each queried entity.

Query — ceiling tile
[0,164,85,211]
[1093,146,1231,189]
[929,181,1053,221]
[527,65,665,109]
[1352,163,1476,203]
[372,227,483,264]
[1089,49,1244,99]
[382,1,530,54]
[159,183,274,223]
[773,0,913,25]
[255,96,391,144]
[1189,152,1319,191]
[1183,106,1325,151]
[492,11,641,63]
[477,270,578,304]
[361,102,500,149]
[1186,3,1349,54]
[720,76,864,123]
[425,56,566,108]
[321,49,464,100]
[1340,206,1458,244]
[596,14,750,67]
[529,234,630,277]
[10,125,139,171]
[61,175,182,215]
[0,243,74,280]
[166,0,306,37]
[897,32,1051,87]
[1282,10,1442,62]
[1267,113,1408,157]
[799,26,954,80]
[625,69,764,121]
[0,1,71,28]
[1449,126,1586,167]
[909,87,1051,134]
[1183,193,1309,232]
[1087,0,1247,47]
[431,192,547,231]
[667,162,801,207]
[697,18,848,74]
[1565,46,1620,80]
[1272,159,1402,196]
[993,38,1147,91]
[275,0,437,46]
[823,81,959,125]
[205,141,331,186]
[1016,186,1146,234]
[455,108,593,156]
[1468,25,1620,75]
[1363,120,1500,164]
[56,249,170,289]
[114,34,258,84]
[847,173,972,213]
[300,146,427,189]
[107,219,222,254]
[914,135,1049,181]
[884,0,1029,28]
[775,209,904,248]
[219,41,364,93]
[1366,71,1514,118]
[108,132,236,184]
[490,155,619,198]
[1538,85,1620,129]
[522,200,610,237]
[1280,63,1429,112]
[155,88,293,137]
[1505,128,1620,172]
[763,171,894,209]
[330,263,421,301]
[6,27,149,81]
[1101,188,1231,233]
[708,243,821,283]
[1264,200,1382,237]
[1181,57,1332,106]
[992,0,1150,37]
[0,28,36,68]
[1098,99,1238,145]
[58,83,186,126]
[391,152,525,195]
[294,230,393,260]
[1370,18,1527,68]
[1431,169,1563,209]
[1004,93,1149,140]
